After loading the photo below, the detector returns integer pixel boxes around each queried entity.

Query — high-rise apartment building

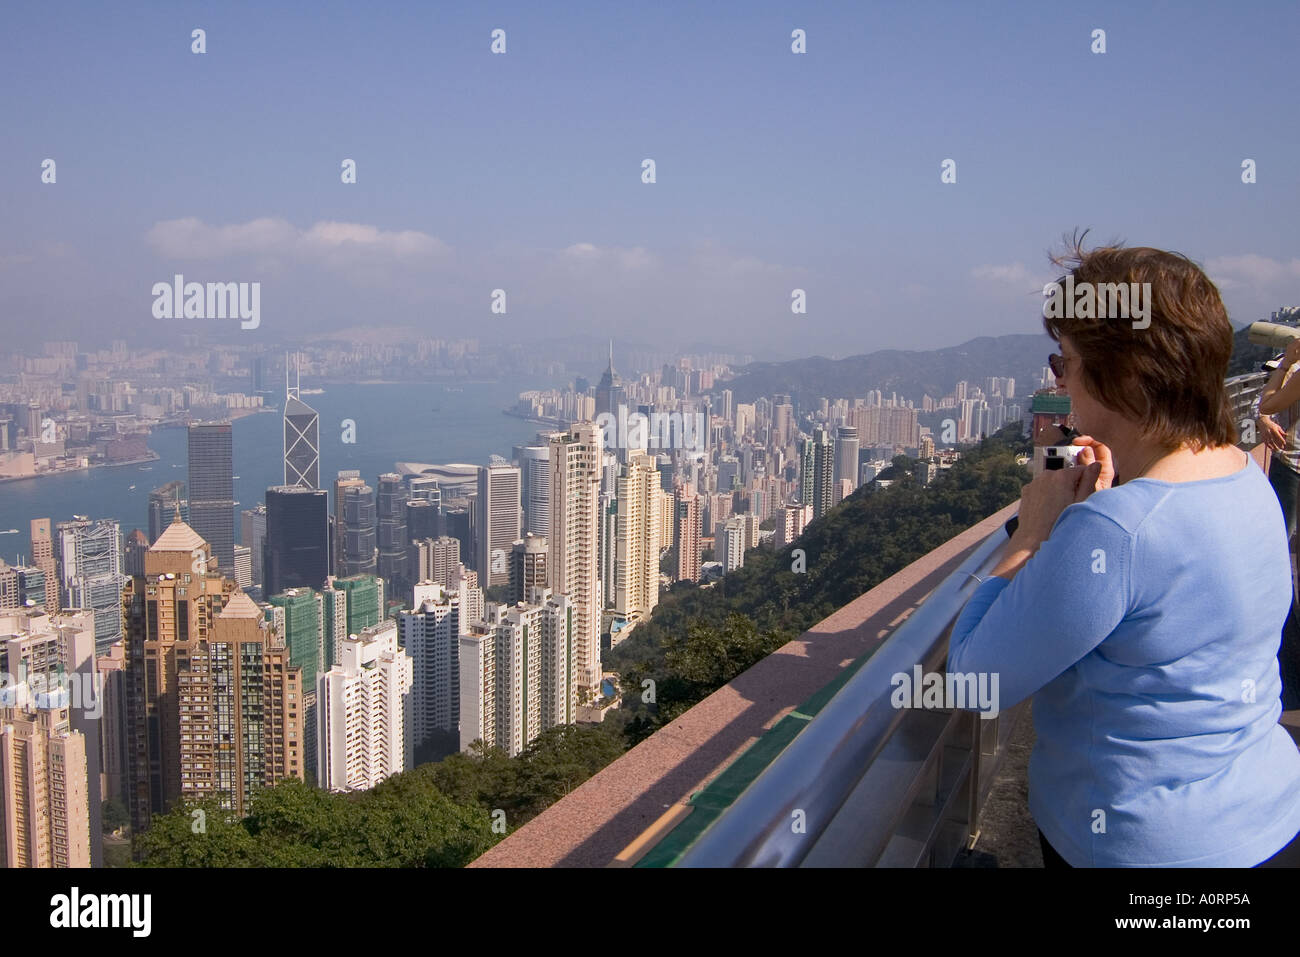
[123,516,301,831]
[0,702,90,868]
[458,589,575,757]
[548,424,602,690]
[509,535,548,606]
[177,591,303,815]
[810,427,836,520]
[399,582,460,751]
[318,622,413,792]
[476,465,521,588]
[615,453,663,620]
[674,487,702,583]
[187,422,236,571]
[0,607,101,866]
[775,502,813,548]
[719,517,747,572]
[408,536,461,592]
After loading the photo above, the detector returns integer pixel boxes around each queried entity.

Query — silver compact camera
[1044,445,1084,470]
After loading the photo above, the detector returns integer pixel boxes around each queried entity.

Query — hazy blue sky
[3,0,1298,359]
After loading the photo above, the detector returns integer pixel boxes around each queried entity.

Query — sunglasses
[1048,353,1075,379]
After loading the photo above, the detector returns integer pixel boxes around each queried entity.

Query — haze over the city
[4,0,1298,358]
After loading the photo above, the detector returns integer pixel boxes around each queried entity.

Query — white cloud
[970,262,1032,284]
[1206,254,1300,291]
[146,217,450,263]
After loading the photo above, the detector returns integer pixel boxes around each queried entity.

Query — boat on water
[0,529,18,535]
[233,475,241,480]
[128,485,136,490]
[139,466,153,471]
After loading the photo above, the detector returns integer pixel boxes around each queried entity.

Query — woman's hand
[1260,415,1287,452]
[992,460,1102,581]
[1012,460,1104,550]
[1071,435,1114,491]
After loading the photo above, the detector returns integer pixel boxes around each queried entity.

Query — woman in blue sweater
[949,238,1300,867]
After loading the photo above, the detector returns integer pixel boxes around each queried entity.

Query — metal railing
[676,521,1023,868]
[1227,370,1270,439]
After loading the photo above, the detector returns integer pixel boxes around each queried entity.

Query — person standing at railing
[948,234,1300,868]
[1256,339,1300,711]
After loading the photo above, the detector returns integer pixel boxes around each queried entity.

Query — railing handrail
[676,522,1014,867]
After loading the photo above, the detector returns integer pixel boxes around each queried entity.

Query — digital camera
[1044,445,1084,470]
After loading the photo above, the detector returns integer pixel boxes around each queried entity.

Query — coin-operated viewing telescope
[1248,321,1300,350]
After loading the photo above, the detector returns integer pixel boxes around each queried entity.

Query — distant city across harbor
[0,379,560,555]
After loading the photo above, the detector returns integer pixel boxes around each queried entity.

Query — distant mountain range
[714,333,1055,407]
[715,322,1276,407]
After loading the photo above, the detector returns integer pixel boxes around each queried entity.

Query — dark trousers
[1268,458,1300,710]
[1038,827,1300,867]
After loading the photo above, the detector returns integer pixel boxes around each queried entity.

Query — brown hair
[1041,229,1237,451]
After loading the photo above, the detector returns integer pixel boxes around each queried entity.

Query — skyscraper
[264,486,330,596]
[241,505,267,590]
[124,528,149,577]
[548,424,602,690]
[516,444,552,538]
[376,473,409,596]
[318,622,413,792]
[339,481,377,577]
[835,425,860,503]
[476,464,521,588]
[332,471,367,577]
[55,517,126,653]
[594,341,625,419]
[147,481,187,544]
[187,422,235,570]
[28,520,58,614]
[283,354,320,489]
[811,426,835,520]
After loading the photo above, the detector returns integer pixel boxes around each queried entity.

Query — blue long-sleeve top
[949,456,1300,866]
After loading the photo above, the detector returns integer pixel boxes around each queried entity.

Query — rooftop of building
[150,515,208,553]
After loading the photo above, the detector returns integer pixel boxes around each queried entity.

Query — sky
[2,0,1299,360]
